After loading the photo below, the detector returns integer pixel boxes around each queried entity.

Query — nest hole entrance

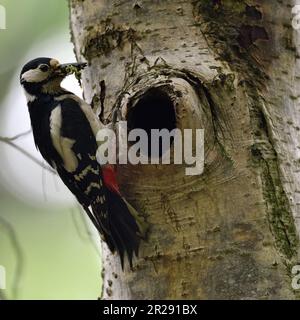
[127,87,177,158]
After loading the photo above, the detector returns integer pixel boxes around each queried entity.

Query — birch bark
[69,0,300,299]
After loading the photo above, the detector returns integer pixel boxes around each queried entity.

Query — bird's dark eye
[39,64,49,72]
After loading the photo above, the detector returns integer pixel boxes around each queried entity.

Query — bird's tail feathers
[91,189,148,269]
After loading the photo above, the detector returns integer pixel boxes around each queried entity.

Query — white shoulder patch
[60,138,78,172]
[50,105,78,173]
[50,106,62,155]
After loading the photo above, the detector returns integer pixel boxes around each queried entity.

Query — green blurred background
[0,0,101,299]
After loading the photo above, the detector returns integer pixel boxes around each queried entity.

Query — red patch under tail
[102,164,121,195]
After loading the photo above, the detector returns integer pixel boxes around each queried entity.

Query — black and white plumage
[20,57,146,268]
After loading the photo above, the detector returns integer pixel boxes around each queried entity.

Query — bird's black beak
[56,62,87,76]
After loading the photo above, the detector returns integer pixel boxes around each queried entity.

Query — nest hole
[127,87,177,158]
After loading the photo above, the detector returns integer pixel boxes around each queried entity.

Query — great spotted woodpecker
[20,57,146,268]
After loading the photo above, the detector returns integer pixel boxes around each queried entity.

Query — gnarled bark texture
[69,0,300,299]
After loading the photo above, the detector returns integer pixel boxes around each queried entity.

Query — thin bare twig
[0,216,24,299]
[0,132,56,174]
[1,130,32,141]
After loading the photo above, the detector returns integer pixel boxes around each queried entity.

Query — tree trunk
[69,0,300,299]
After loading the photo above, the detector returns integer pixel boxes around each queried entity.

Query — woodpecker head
[20,57,86,98]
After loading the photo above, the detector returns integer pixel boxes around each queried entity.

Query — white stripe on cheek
[22,69,49,83]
